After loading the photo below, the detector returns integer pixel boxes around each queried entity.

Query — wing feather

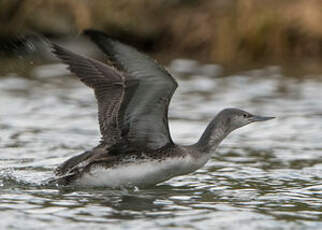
[84,30,178,151]
[52,30,178,152]
[52,44,129,145]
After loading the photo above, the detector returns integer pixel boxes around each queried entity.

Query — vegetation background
[1,0,322,72]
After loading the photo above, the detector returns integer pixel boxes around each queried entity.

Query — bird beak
[251,115,275,122]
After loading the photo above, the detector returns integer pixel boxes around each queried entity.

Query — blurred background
[1,0,322,71]
[1,1,322,230]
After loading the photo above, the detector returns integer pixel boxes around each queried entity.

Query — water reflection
[1,56,322,229]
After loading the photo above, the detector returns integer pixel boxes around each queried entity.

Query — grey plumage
[50,30,274,187]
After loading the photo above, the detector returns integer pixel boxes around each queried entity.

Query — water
[1,53,322,229]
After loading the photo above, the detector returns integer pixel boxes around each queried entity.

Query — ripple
[1,61,322,229]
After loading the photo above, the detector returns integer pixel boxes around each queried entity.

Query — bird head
[218,108,275,132]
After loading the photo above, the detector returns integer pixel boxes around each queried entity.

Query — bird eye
[243,114,248,118]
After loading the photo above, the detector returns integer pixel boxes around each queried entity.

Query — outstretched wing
[52,44,126,146]
[84,30,178,151]
[52,32,177,151]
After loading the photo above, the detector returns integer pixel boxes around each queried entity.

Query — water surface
[1,55,322,229]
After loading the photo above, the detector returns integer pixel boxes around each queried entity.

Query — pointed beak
[251,115,275,122]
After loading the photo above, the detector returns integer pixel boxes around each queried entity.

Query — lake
[1,51,322,229]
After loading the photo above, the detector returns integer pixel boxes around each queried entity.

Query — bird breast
[74,154,209,188]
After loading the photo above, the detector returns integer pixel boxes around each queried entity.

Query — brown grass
[1,0,322,65]
[163,0,322,64]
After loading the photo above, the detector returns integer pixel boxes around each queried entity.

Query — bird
[50,29,274,188]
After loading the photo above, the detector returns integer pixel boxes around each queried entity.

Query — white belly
[74,155,209,188]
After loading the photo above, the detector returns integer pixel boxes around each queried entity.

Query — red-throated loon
[50,30,274,188]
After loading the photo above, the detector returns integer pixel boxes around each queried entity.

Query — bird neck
[195,116,232,154]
